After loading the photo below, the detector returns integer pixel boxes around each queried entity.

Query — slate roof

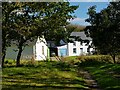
[70,31,92,40]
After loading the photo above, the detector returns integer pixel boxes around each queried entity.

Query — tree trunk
[112,55,116,63]
[2,50,6,68]
[2,37,6,68]
[16,44,23,67]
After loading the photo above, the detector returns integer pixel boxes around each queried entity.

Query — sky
[69,2,110,26]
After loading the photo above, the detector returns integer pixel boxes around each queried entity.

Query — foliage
[77,55,113,63]
[2,2,78,66]
[43,3,79,44]
[63,55,113,65]
[85,2,120,63]
[65,24,85,43]
[67,24,85,32]
[2,2,24,67]
[8,3,44,66]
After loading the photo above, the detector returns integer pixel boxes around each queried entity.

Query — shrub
[4,59,16,67]
[62,56,81,66]
[77,55,112,63]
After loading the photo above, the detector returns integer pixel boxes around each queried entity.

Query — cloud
[68,18,90,26]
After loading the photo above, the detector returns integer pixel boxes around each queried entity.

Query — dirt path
[78,70,102,90]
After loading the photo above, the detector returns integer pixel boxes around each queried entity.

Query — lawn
[79,59,120,90]
[2,61,88,90]
[2,56,120,90]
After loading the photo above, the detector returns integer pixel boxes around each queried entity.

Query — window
[73,48,76,53]
[34,46,36,57]
[80,41,83,45]
[80,48,83,54]
[73,42,76,46]
[42,46,44,55]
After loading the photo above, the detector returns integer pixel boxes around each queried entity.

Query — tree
[2,2,41,67]
[85,2,120,63]
[44,23,85,45]
[7,2,51,66]
[2,2,25,67]
[2,2,78,66]
[42,2,79,44]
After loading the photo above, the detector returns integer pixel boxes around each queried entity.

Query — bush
[4,59,16,67]
[77,55,112,63]
[62,56,81,66]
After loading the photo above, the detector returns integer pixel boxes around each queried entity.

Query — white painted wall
[67,41,81,56]
[34,36,48,61]
[67,42,73,56]
[6,45,34,60]
[57,45,67,49]
[67,41,93,56]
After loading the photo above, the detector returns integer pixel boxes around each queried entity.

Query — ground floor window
[42,46,44,55]
[80,48,83,54]
[73,48,76,53]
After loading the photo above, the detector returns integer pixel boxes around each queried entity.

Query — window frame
[73,48,77,54]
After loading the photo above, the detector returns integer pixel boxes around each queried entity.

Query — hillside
[66,24,86,32]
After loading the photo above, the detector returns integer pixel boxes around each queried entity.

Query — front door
[80,48,83,55]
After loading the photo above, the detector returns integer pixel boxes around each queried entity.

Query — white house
[67,41,93,56]
[5,31,94,60]
[6,36,50,61]
[55,31,94,57]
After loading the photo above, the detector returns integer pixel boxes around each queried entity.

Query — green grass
[2,56,120,90]
[79,60,120,90]
[2,61,88,90]
[64,55,120,90]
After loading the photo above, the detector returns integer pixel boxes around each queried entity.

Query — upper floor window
[80,41,83,45]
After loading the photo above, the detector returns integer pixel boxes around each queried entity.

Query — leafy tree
[43,2,79,45]
[2,2,41,67]
[2,2,25,67]
[85,2,120,63]
[67,24,85,32]
[2,2,78,66]
[44,23,85,45]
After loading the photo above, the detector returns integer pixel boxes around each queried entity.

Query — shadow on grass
[3,85,88,90]
[2,61,88,90]
[79,60,120,90]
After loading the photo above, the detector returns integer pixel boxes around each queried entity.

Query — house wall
[67,41,81,56]
[34,37,48,60]
[6,37,49,61]
[79,44,88,55]
[67,41,93,56]
[52,40,94,57]
[6,45,33,60]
